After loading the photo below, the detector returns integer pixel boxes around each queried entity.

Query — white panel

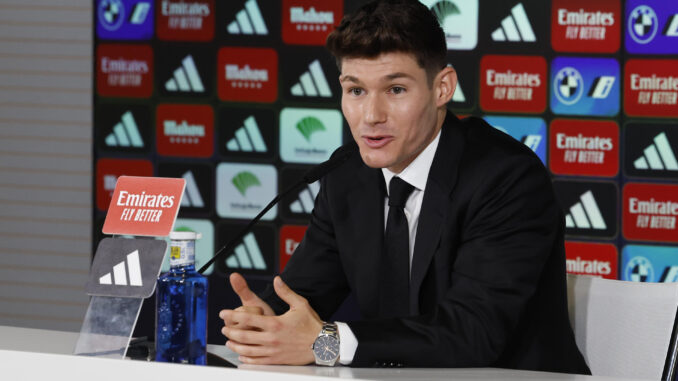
[0,25,90,41]
[0,90,90,106]
[0,57,90,73]
[0,235,90,254]
[0,168,90,189]
[0,41,90,56]
[0,73,90,89]
[0,121,90,139]
[0,283,89,304]
[0,187,90,204]
[0,252,90,272]
[0,300,86,320]
[0,154,91,172]
[0,9,89,24]
[0,137,90,156]
[0,105,90,123]
[0,268,87,287]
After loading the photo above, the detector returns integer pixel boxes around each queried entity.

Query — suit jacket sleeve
[347,153,563,367]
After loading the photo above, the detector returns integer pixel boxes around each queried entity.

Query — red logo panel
[565,241,618,279]
[96,159,153,211]
[97,44,153,98]
[551,0,620,53]
[282,0,342,45]
[156,0,214,41]
[549,119,619,177]
[102,176,185,237]
[625,59,678,117]
[279,225,307,272]
[623,183,678,243]
[480,55,547,114]
[218,47,278,103]
[156,104,214,158]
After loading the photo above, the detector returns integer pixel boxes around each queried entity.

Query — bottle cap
[169,231,202,240]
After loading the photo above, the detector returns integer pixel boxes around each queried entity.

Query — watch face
[314,335,339,362]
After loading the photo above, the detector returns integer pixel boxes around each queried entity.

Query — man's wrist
[312,321,341,366]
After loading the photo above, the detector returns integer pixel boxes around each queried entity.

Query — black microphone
[197,144,356,274]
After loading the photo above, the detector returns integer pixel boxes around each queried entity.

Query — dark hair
[326,0,447,83]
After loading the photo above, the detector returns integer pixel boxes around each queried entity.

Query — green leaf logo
[430,0,460,24]
[232,171,261,196]
[296,116,326,142]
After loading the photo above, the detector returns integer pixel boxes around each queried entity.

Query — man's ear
[435,66,457,107]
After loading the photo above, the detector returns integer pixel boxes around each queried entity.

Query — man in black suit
[220,0,589,374]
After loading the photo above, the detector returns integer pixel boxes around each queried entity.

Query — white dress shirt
[336,129,442,365]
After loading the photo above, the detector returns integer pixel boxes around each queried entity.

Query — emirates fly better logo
[97,44,152,98]
[156,0,214,41]
[623,183,678,243]
[549,119,619,177]
[480,55,546,113]
[551,0,620,53]
[624,59,678,117]
[218,47,278,103]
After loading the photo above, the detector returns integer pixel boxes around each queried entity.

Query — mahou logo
[279,225,307,272]
[156,104,214,158]
[480,55,547,113]
[565,241,618,279]
[97,44,152,98]
[156,0,214,41]
[623,183,678,243]
[549,119,619,177]
[551,0,620,53]
[282,0,342,45]
[625,59,678,117]
[218,47,278,103]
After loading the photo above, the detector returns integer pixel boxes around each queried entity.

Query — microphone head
[302,144,357,184]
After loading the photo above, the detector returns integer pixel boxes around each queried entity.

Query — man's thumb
[273,276,306,308]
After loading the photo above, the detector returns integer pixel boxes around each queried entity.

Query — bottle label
[169,240,195,267]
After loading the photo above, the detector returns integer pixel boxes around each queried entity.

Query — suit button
[389,362,395,367]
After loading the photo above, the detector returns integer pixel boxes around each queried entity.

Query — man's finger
[273,276,308,309]
[224,310,275,331]
[226,340,277,358]
[230,273,262,305]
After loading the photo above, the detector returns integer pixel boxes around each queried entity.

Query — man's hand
[220,276,323,365]
[219,273,275,331]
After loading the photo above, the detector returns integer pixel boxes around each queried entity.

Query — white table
[0,325,647,381]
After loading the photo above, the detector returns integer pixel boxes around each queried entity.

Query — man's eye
[390,86,405,94]
[349,88,363,96]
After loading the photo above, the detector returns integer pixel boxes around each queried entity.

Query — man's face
[339,52,443,173]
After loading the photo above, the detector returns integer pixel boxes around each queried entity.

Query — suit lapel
[409,113,465,313]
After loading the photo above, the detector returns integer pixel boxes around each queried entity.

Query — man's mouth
[363,135,393,148]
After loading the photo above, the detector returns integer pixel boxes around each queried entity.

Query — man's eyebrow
[384,72,415,81]
[339,75,361,84]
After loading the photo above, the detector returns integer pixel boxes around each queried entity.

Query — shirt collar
[382,128,441,195]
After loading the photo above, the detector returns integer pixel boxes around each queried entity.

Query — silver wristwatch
[312,322,340,366]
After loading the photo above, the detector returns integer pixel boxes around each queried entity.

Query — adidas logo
[165,55,204,92]
[129,2,151,25]
[181,171,204,208]
[290,181,319,213]
[296,116,325,142]
[105,111,143,148]
[452,82,466,102]
[290,60,331,97]
[633,132,678,171]
[98,249,143,286]
[565,190,607,230]
[225,232,266,270]
[491,3,536,42]
[521,134,542,152]
[226,116,267,152]
[227,0,268,35]
[232,171,260,196]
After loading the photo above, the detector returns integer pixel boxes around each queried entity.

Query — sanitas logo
[629,73,678,106]
[421,0,478,50]
[628,197,678,230]
[231,171,261,196]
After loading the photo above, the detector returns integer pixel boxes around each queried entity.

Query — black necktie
[380,176,415,318]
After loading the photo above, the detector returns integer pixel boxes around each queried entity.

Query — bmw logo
[625,256,654,282]
[553,66,583,106]
[628,5,658,45]
[98,0,125,31]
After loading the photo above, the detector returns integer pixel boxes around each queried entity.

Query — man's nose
[364,94,386,125]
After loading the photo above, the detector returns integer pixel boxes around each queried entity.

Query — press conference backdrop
[92,0,678,343]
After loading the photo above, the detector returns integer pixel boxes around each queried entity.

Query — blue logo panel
[625,0,678,54]
[483,116,546,165]
[97,0,154,40]
[550,57,620,116]
[622,245,678,283]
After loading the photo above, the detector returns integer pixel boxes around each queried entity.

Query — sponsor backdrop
[93,0,678,343]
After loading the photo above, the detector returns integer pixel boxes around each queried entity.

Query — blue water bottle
[156,231,208,364]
